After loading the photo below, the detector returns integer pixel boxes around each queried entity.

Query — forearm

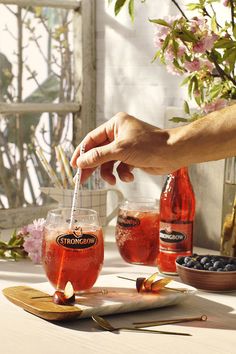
[166,104,236,166]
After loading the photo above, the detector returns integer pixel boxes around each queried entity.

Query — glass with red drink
[115,198,160,266]
[42,208,104,293]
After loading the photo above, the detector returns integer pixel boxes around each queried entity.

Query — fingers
[74,141,119,169]
[70,119,115,168]
[80,168,97,184]
[100,161,116,185]
[116,162,134,182]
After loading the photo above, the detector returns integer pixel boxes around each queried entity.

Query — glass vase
[221,157,236,256]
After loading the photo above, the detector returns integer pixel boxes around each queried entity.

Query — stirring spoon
[92,315,191,336]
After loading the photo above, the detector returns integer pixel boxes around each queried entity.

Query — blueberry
[210,257,217,263]
[224,264,236,271]
[204,262,211,270]
[213,261,224,269]
[208,266,216,271]
[228,258,236,265]
[186,260,196,268]
[184,256,192,264]
[176,256,185,265]
[194,263,203,270]
[216,268,224,272]
[196,255,202,262]
[200,256,210,265]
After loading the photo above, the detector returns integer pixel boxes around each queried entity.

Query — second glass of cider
[115,198,160,266]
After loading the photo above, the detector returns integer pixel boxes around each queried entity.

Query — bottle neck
[169,167,188,178]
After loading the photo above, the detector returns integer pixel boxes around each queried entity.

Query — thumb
[76,141,118,169]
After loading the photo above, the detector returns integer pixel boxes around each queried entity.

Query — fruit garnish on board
[53,281,75,305]
[135,272,172,293]
[118,272,186,294]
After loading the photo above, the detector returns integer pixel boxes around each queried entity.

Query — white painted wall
[96,0,185,201]
[95,1,226,249]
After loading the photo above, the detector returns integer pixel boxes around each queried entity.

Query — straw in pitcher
[36,147,62,189]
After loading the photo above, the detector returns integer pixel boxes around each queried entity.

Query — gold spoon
[92,315,191,336]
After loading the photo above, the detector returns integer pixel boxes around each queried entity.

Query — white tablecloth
[0,226,236,354]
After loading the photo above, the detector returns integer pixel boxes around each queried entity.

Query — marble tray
[3,273,196,321]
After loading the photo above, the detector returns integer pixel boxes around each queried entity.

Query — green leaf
[173,58,182,70]
[175,30,196,43]
[194,94,202,106]
[181,29,196,42]
[151,50,160,63]
[214,38,236,49]
[233,26,236,40]
[226,50,236,72]
[183,100,190,115]
[186,3,202,11]
[114,0,127,16]
[181,76,191,86]
[149,18,170,27]
[211,15,217,32]
[172,40,179,56]
[128,0,134,22]
[169,117,189,123]
[209,84,222,99]
[162,34,170,52]
[188,77,194,98]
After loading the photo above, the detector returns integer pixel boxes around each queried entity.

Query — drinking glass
[115,198,160,266]
[42,208,104,293]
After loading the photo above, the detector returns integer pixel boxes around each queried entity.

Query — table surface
[0,226,236,354]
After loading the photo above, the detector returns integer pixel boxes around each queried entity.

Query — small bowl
[176,255,236,292]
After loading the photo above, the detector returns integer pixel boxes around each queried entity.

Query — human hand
[70,112,177,184]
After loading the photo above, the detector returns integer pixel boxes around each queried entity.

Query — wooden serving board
[3,286,82,321]
[2,274,196,322]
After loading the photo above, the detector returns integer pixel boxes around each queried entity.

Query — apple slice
[52,281,75,305]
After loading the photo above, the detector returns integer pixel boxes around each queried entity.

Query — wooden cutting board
[2,286,82,321]
[2,274,196,322]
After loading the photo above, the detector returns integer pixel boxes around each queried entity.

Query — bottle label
[159,221,193,253]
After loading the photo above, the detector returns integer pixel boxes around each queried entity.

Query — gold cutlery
[92,315,191,336]
[133,315,207,327]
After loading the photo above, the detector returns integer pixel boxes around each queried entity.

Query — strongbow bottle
[158,167,195,274]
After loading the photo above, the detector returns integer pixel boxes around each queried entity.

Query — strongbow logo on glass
[56,231,97,250]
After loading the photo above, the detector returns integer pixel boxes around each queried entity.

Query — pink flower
[165,47,175,61]
[23,218,45,264]
[178,46,185,57]
[154,25,169,39]
[203,98,228,113]
[193,33,218,53]
[154,37,164,49]
[185,59,201,72]
[223,0,229,6]
[190,17,207,33]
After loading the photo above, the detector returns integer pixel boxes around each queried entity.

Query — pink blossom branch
[229,0,235,30]
[171,0,188,20]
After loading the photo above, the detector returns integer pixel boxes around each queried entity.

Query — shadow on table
[52,292,236,332]
[0,259,46,283]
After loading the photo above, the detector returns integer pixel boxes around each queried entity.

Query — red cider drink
[115,199,160,266]
[42,208,104,292]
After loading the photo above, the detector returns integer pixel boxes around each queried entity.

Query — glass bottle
[158,167,195,274]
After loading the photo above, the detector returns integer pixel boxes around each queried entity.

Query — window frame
[0,0,96,228]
